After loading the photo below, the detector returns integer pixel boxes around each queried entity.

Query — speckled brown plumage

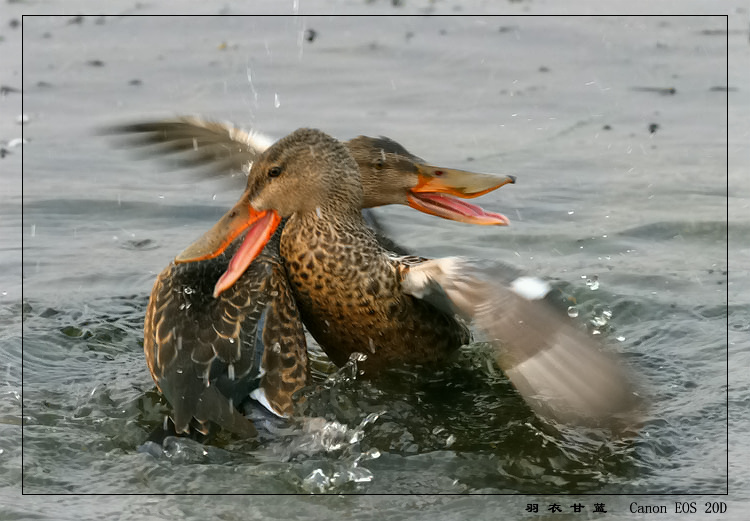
[120,119,511,436]
[281,210,470,373]
[244,129,472,375]
[143,229,307,435]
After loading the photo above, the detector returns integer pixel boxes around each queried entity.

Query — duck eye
[268,166,282,178]
[374,158,384,170]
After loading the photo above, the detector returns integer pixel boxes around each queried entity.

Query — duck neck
[282,204,378,259]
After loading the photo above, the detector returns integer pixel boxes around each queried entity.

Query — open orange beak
[408,165,515,225]
[175,193,281,297]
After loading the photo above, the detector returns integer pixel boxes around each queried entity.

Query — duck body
[281,208,470,373]
[144,227,307,435]
[118,119,513,436]
[177,127,640,430]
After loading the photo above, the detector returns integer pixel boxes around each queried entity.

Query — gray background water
[2,2,746,519]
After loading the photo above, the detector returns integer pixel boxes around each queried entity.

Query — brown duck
[122,119,514,436]
[178,128,640,428]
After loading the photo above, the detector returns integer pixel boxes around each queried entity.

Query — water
[4,5,746,520]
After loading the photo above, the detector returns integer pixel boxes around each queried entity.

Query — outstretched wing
[105,116,275,178]
[400,257,641,429]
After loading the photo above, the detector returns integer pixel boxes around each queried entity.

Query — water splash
[290,411,385,492]
[585,275,600,291]
[245,63,259,104]
[590,308,612,334]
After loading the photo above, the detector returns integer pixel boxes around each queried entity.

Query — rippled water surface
[4,4,746,520]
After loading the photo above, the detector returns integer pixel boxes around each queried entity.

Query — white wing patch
[510,276,551,301]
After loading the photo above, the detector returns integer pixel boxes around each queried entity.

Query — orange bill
[409,165,515,225]
[175,196,282,297]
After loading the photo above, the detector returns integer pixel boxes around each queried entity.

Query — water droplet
[567,306,579,318]
[591,316,608,327]
[227,363,235,381]
[365,448,381,460]
[586,276,599,291]
[361,411,383,427]
[445,434,456,447]
[183,287,194,294]
[616,336,626,342]
[274,93,280,108]
[350,467,373,483]
[30,225,36,237]
[350,352,367,363]
[568,210,575,215]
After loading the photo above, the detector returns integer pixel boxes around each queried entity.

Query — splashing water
[585,275,600,291]
[245,63,259,104]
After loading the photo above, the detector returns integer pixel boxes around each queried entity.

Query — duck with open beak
[176,133,513,299]
[175,128,508,376]
[127,120,514,435]
[175,127,640,430]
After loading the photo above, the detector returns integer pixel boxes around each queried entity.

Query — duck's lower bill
[175,200,281,297]
[407,192,510,226]
[213,210,280,297]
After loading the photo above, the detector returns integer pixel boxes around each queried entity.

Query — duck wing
[106,116,274,179]
[144,236,308,436]
[107,117,407,252]
[400,257,640,428]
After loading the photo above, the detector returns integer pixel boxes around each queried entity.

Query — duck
[177,127,640,428]
[121,119,515,436]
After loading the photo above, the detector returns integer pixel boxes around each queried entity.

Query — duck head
[348,135,514,226]
[176,128,514,297]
